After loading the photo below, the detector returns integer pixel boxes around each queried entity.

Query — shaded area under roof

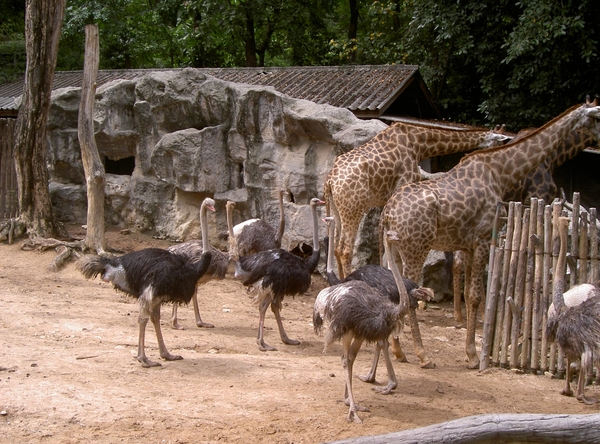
[0,65,440,120]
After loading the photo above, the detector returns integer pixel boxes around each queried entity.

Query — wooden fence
[479,192,599,375]
[0,118,18,221]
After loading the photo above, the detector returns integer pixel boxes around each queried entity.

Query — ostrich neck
[276,192,285,243]
[552,217,569,312]
[385,238,410,317]
[200,203,211,252]
[311,204,320,251]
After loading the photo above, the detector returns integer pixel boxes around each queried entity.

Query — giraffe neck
[385,122,495,159]
[464,104,596,191]
[547,130,598,173]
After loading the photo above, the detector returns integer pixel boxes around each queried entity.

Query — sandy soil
[0,227,597,444]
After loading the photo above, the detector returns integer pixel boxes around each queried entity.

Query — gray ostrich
[76,226,212,367]
[226,189,287,261]
[168,197,229,330]
[234,197,325,351]
[313,222,412,423]
[321,217,434,383]
[546,217,600,404]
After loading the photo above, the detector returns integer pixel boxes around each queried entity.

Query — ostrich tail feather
[76,255,109,280]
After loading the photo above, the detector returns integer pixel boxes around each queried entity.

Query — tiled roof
[0,65,438,118]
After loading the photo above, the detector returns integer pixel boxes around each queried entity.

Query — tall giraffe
[324,120,511,279]
[381,100,600,369]
[453,128,600,323]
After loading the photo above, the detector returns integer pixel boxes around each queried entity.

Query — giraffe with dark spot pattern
[381,99,600,369]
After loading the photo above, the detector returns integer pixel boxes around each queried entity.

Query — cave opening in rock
[104,156,135,175]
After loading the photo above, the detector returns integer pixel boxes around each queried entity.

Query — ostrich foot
[577,394,598,405]
[160,351,183,361]
[358,372,376,383]
[137,356,162,368]
[373,382,397,395]
[196,321,215,328]
[170,320,185,330]
[258,339,277,351]
[347,408,363,424]
[560,387,574,397]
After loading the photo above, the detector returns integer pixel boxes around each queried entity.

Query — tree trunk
[244,12,258,67]
[13,0,67,239]
[347,0,358,63]
[330,413,600,444]
[78,23,106,254]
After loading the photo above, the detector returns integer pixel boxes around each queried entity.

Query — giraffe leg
[452,251,464,324]
[407,308,435,368]
[389,335,408,362]
[577,351,598,404]
[465,245,485,369]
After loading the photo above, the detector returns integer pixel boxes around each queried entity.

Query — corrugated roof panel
[0,65,422,115]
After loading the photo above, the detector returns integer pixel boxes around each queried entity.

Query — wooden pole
[510,207,530,368]
[530,198,545,373]
[521,198,538,370]
[78,23,106,254]
[501,202,522,368]
[548,202,562,375]
[480,247,503,371]
[569,193,580,286]
[590,207,598,285]
[492,203,514,366]
[540,204,553,372]
[578,213,588,284]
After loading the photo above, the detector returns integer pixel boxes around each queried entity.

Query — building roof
[0,65,440,120]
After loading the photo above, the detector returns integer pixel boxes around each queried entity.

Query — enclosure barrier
[0,118,18,221]
[479,192,599,374]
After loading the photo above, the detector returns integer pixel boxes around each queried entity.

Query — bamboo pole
[548,202,562,375]
[492,203,515,366]
[480,247,504,371]
[510,208,530,369]
[578,213,589,284]
[540,204,553,372]
[521,199,538,370]
[501,202,522,368]
[590,207,598,285]
[530,199,545,373]
[570,193,580,286]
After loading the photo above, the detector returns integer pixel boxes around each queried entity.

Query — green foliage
[2,0,599,129]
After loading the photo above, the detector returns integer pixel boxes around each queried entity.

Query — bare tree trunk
[13,0,67,239]
[78,23,106,254]
[331,413,600,444]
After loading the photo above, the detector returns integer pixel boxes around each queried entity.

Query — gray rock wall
[47,68,387,252]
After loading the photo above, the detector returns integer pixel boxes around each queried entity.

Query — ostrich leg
[342,333,368,423]
[373,338,398,395]
[192,291,215,328]
[271,300,300,346]
[137,299,161,368]
[359,341,383,383]
[257,297,277,351]
[150,303,183,362]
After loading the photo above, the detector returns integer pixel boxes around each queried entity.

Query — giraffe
[453,128,600,323]
[324,120,511,280]
[381,99,600,369]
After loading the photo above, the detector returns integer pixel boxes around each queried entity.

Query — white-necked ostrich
[226,189,287,261]
[321,217,434,381]
[77,227,212,367]
[313,225,412,423]
[168,197,229,330]
[234,197,325,351]
[546,217,600,403]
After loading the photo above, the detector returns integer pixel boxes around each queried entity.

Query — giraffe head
[477,130,513,149]
[577,96,600,140]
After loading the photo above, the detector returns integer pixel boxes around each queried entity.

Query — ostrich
[546,216,600,403]
[226,189,287,261]
[77,229,212,367]
[234,197,325,351]
[313,226,412,423]
[168,197,229,330]
[321,217,434,382]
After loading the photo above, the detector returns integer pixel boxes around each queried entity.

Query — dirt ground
[1,226,598,444]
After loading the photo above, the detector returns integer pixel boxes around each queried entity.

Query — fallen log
[329,413,600,444]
